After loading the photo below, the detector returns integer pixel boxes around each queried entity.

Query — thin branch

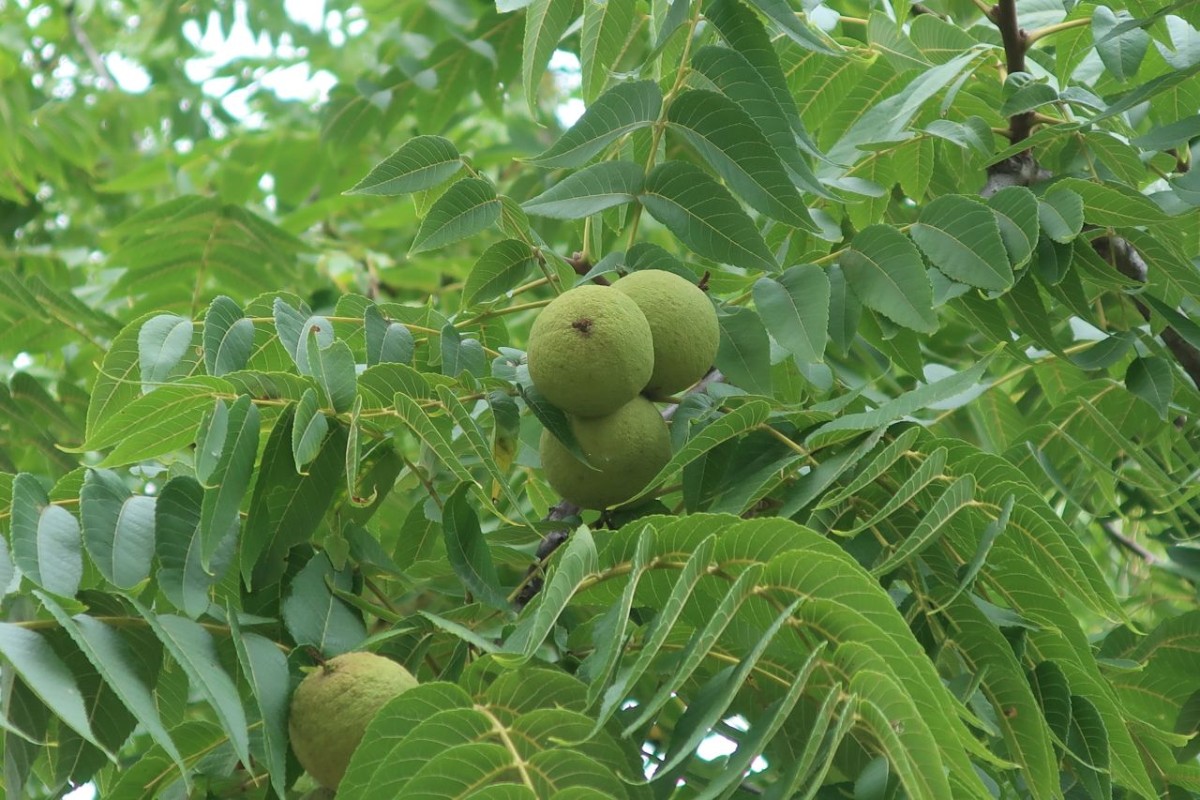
[1093,235,1200,389]
[1099,520,1157,565]
[1025,16,1090,46]
[971,0,995,18]
[66,2,116,89]
[566,250,610,286]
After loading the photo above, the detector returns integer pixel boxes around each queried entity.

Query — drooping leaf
[1093,6,1150,81]
[35,594,185,778]
[840,224,937,333]
[292,388,330,470]
[203,296,254,376]
[0,624,108,754]
[1037,188,1085,243]
[642,161,776,272]
[911,195,1013,291]
[986,186,1040,268]
[242,405,347,589]
[364,305,415,367]
[579,0,636,102]
[198,395,260,567]
[666,89,815,229]
[281,552,368,655]
[227,618,290,800]
[715,308,773,395]
[753,265,830,364]
[1124,356,1173,421]
[522,0,579,115]
[155,476,237,619]
[128,601,252,767]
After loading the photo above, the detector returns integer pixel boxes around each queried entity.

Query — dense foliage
[1,0,1199,797]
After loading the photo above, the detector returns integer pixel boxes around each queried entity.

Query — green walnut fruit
[614,269,719,397]
[540,396,671,509]
[288,651,419,789]
[527,284,654,417]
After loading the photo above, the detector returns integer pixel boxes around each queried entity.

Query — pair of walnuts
[527,269,720,509]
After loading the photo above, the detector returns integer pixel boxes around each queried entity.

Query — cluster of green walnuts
[527,270,720,510]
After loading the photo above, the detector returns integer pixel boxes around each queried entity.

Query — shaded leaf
[0,624,107,753]
[138,314,194,388]
[1124,356,1173,420]
[155,476,237,619]
[282,552,367,655]
[128,601,251,766]
[444,483,510,611]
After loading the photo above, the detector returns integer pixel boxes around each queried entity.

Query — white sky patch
[549,50,584,127]
[63,785,96,800]
[696,717,769,772]
[285,0,326,31]
[104,53,151,93]
[180,0,338,125]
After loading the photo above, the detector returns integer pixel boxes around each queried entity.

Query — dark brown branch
[513,502,579,608]
[1092,235,1200,389]
[567,251,610,286]
[992,0,1033,144]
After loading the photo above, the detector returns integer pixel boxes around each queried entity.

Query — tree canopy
[1,0,1199,798]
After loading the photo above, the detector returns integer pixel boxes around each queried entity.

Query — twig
[1025,16,1090,46]
[567,250,610,286]
[66,2,116,89]
[513,502,579,608]
[1099,520,1157,565]
[662,368,723,421]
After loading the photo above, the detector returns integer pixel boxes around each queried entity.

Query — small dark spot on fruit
[572,318,593,335]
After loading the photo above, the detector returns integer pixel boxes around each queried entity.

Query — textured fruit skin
[540,396,671,509]
[614,270,719,397]
[527,284,654,417]
[288,652,419,789]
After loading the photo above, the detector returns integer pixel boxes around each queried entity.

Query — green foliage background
[1,0,1199,798]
